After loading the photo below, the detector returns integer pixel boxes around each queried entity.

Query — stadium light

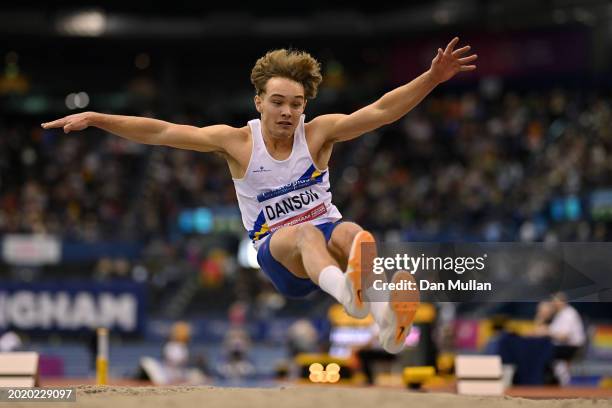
[56,9,107,37]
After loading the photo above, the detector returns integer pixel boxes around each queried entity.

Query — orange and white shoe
[378,270,420,354]
[343,230,376,319]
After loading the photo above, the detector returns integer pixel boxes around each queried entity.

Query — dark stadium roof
[0,0,609,39]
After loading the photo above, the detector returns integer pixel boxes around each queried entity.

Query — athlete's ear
[254,94,263,114]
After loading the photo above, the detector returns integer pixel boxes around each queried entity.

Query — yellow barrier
[402,366,436,389]
[96,328,109,386]
[327,302,436,327]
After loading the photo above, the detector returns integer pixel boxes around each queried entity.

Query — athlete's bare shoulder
[218,124,253,179]
[206,124,249,143]
[304,116,332,148]
[203,124,247,153]
[304,116,335,170]
[221,124,250,143]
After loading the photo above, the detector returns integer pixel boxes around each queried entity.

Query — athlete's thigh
[328,221,363,269]
[268,225,309,279]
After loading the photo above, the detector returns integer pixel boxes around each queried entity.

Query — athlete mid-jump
[43,37,476,353]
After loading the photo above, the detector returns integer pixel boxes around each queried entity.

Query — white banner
[2,234,61,266]
[0,291,137,331]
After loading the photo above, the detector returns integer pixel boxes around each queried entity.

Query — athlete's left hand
[428,37,477,84]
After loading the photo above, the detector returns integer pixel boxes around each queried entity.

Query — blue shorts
[256,221,342,298]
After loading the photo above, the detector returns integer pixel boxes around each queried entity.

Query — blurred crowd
[0,116,234,241]
[332,87,612,242]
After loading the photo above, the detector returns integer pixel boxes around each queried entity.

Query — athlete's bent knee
[333,222,363,246]
[296,223,325,250]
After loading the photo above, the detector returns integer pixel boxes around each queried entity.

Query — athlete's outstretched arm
[41,112,240,153]
[310,37,477,143]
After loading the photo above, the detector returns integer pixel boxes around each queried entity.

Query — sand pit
[10,385,612,408]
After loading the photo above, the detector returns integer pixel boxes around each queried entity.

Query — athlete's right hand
[41,111,96,134]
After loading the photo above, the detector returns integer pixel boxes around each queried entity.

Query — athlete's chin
[274,127,296,138]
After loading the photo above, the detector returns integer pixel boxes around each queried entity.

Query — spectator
[533,292,586,385]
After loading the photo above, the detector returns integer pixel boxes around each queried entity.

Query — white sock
[365,273,390,327]
[370,301,388,327]
[553,360,571,386]
[318,265,348,306]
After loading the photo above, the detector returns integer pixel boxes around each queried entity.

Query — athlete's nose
[280,106,291,118]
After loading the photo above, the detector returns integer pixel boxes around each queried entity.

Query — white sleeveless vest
[233,115,342,249]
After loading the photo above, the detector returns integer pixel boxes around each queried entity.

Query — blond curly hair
[250,49,323,99]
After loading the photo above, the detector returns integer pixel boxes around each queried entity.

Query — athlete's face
[255,77,306,139]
